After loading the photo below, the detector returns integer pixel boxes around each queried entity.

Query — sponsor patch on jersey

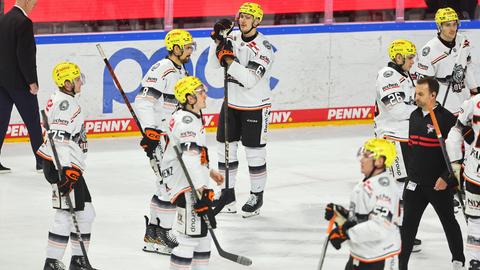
[417,63,429,71]
[378,177,390,186]
[381,83,400,92]
[146,77,158,83]
[59,100,69,111]
[259,55,270,65]
[422,46,430,56]
[383,70,393,78]
[182,115,193,124]
[263,40,272,50]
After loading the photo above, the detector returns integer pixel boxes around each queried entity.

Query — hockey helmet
[388,39,416,61]
[359,138,397,168]
[52,62,82,88]
[174,76,207,104]
[435,7,459,28]
[165,29,195,52]
[238,2,263,23]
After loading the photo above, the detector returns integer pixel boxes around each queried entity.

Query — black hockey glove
[328,220,356,250]
[194,189,217,229]
[59,167,81,195]
[325,203,349,226]
[216,40,234,68]
[140,128,161,159]
[211,19,234,42]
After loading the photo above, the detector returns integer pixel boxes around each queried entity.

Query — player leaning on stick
[324,138,401,270]
[134,29,195,254]
[446,95,480,270]
[206,2,274,217]
[161,76,224,270]
[37,62,94,270]
[374,39,423,252]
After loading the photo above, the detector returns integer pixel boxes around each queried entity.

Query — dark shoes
[0,163,11,174]
[36,161,43,173]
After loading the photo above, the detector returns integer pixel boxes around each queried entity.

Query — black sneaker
[36,160,43,173]
[43,258,65,270]
[0,163,11,174]
[241,191,263,218]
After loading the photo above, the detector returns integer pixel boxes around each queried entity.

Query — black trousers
[345,256,386,270]
[399,184,464,270]
[0,85,43,164]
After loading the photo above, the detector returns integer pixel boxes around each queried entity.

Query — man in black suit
[0,0,42,173]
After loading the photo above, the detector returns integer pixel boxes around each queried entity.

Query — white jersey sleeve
[37,91,87,171]
[447,99,474,162]
[135,59,187,131]
[162,110,210,202]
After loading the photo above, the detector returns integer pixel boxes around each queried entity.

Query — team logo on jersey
[422,46,430,56]
[383,71,393,78]
[263,40,272,50]
[182,115,193,124]
[59,100,69,111]
[378,177,390,186]
[427,124,435,134]
[417,63,429,71]
[150,62,161,71]
[452,64,465,84]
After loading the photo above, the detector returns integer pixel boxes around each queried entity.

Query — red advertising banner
[4,0,427,22]
[5,106,374,141]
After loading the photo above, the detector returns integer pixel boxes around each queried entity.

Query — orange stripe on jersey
[170,186,193,204]
[351,249,401,263]
[383,135,408,143]
[227,104,271,111]
[464,174,480,187]
[37,150,53,161]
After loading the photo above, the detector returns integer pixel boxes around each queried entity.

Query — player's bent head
[52,62,84,94]
[359,138,396,169]
[174,76,208,108]
[388,39,416,68]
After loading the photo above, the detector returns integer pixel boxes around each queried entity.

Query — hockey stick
[318,215,336,270]
[213,65,232,215]
[442,35,467,106]
[428,107,467,223]
[40,110,96,270]
[96,44,163,179]
[164,127,252,266]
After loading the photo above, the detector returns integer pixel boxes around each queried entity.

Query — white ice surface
[0,125,467,269]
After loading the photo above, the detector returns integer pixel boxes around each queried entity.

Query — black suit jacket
[0,6,37,91]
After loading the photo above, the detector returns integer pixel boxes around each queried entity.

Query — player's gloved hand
[194,189,217,228]
[325,203,349,226]
[140,128,161,159]
[328,220,356,250]
[59,167,81,195]
[216,40,234,68]
[211,19,234,42]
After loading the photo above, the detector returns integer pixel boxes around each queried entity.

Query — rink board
[6,21,480,141]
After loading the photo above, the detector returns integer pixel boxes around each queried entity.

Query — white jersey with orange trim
[162,109,211,202]
[37,91,87,171]
[347,171,401,262]
[207,30,274,110]
[447,95,480,187]
[415,34,477,114]
[135,58,188,132]
[374,64,416,141]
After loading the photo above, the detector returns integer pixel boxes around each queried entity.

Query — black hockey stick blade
[218,248,252,266]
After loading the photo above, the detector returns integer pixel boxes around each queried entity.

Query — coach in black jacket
[399,77,464,270]
[0,0,42,173]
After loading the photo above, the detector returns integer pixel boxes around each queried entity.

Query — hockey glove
[211,19,234,42]
[451,162,461,185]
[325,203,349,226]
[216,40,234,68]
[140,128,161,159]
[329,220,356,250]
[194,189,217,228]
[59,167,81,195]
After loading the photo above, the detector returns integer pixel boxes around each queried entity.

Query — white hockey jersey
[347,171,401,263]
[447,96,480,186]
[207,31,274,110]
[374,64,416,141]
[135,58,188,132]
[161,109,210,203]
[37,91,88,171]
[415,34,477,114]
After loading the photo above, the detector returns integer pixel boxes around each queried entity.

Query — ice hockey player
[134,29,195,254]
[374,39,422,252]
[415,7,477,115]
[446,95,480,270]
[161,76,224,270]
[207,2,274,217]
[324,138,401,270]
[37,62,94,270]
